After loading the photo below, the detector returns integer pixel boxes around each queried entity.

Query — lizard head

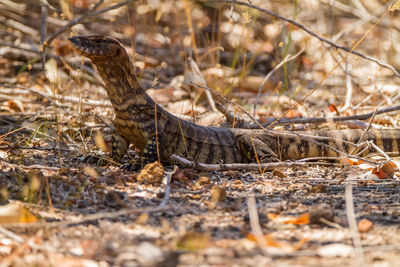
[68,34,141,101]
[68,35,128,60]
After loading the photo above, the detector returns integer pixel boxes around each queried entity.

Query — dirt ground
[1,0,400,266]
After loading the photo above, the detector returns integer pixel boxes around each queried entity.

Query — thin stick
[1,205,169,229]
[223,104,400,128]
[0,84,111,107]
[349,109,377,155]
[171,154,340,172]
[339,59,353,112]
[0,226,24,243]
[345,177,365,265]
[44,0,105,48]
[40,0,48,73]
[158,166,178,209]
[247,195,269,255]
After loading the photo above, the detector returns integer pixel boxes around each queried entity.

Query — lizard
[68,35,400,166]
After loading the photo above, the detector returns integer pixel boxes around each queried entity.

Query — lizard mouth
[68,36,96,57]
[68,35,123,58]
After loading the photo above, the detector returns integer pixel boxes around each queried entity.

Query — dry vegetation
[1,0,400,266]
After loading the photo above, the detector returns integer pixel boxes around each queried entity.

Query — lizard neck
[93,58,146,107]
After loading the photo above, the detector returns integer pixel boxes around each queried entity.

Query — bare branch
[212,0,400,78]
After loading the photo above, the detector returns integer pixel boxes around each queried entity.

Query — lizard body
[68,35,400,165]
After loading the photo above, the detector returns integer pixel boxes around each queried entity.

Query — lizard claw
[80,154,113,167]
[120,162,141,172]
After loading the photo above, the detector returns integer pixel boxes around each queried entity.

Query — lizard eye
[115,48,120,57]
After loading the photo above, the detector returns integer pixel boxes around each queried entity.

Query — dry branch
[212,0,400,78]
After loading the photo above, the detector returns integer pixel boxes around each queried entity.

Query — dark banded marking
[191,131,203,162]
[182,124,193,159]
[300,139,309,158]
[214,128,227,163]
[229,130,240,163]
[389,129,399,153]
[378,130,393,153]
[165,118,180,154]
[316,131,330,157]
[205,128,215,164]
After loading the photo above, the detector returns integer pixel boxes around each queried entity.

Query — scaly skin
[68,35,400,165]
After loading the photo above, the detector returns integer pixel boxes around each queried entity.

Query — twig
[189,58,218,113]
[368,141,392,162]
[158,166,178,209]
[320,0,397,31]
[44,0,139,49]
[0,84,111,108]
[345,176,365,265]
[40,0,61,13]
[44,0,105,49]
[0,226,24,243]
[339,59,353,112]
[247,195,269,255]
[0,41,40,54]
[357,109,376,144]
[212,0,400,78]
[90,0,138,17]
[223,104,400,128]
[253,48,304,117]
[229,0,237,22]
[1,205,169,229]
[319,217,342,229]
[40,0,48,73]
[0,145,71,152]
[171,154,338,172]
[350,109,377,155]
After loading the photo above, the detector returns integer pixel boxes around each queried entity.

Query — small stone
[358,218,373,232]
[136,242,164,267]
[318,243,354,258]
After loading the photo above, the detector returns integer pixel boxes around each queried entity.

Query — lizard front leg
[111,132,130,163]
[140,135,163,165]
[237,135,279,162]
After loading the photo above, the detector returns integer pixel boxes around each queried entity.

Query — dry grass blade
[389,0,400,11]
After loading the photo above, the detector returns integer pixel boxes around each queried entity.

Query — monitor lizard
[68,35,400,166]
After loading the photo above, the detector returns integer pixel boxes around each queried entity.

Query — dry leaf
[267,213,309,225]
[372,161,396,179]
[6,100,24,112]
[246,234,282,247]
[189,58,207,88]
[0,203,38,224]
[176,232,210,251]
[146,87,174,103]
